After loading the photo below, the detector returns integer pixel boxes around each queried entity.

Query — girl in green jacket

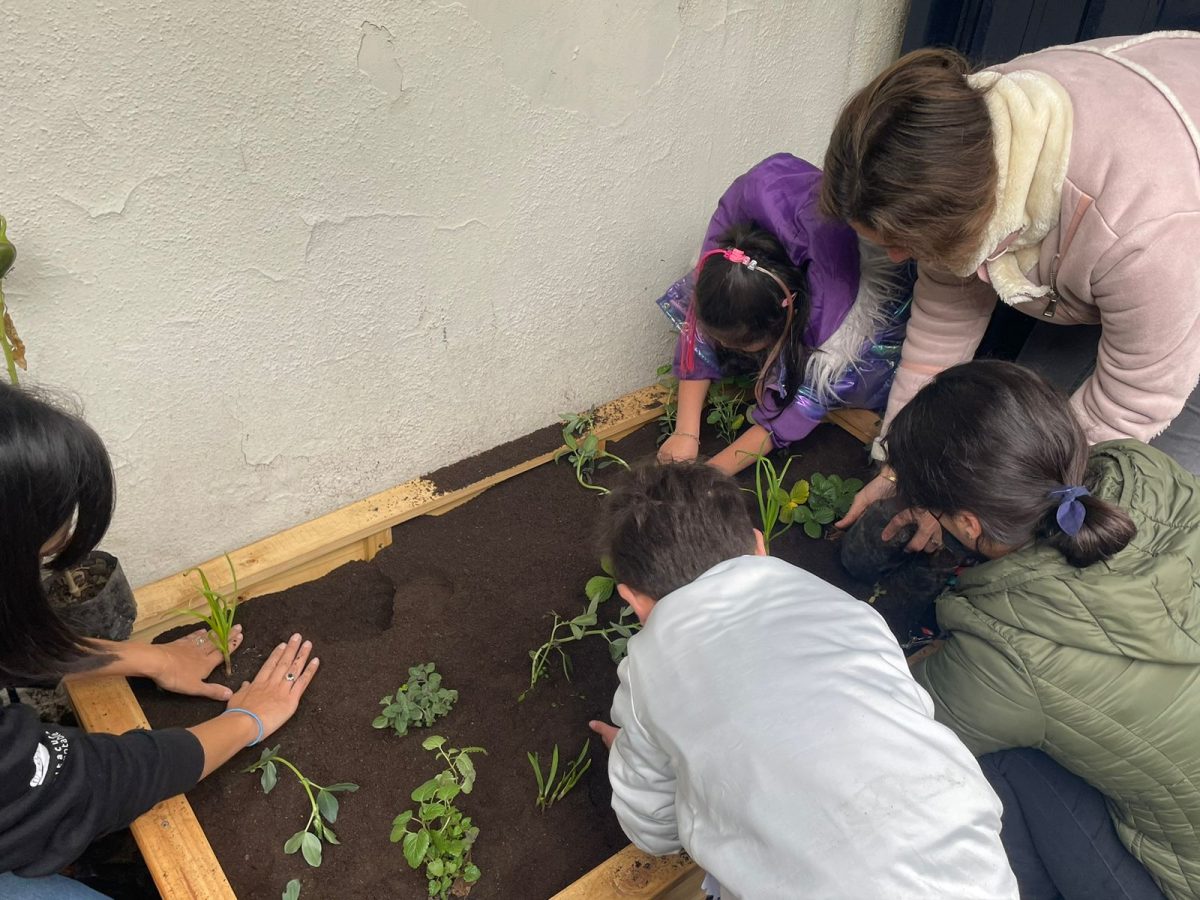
[886,360,1200,899]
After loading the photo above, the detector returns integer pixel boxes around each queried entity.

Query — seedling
[373,663,457,736]
[186,554,239,675]
[246,746,359,868]
[555,409,629,494]
[282,880,301,900]
[521,560,640,700]
[655,363,678,445]
[391,736,485,899]
[706,378,748,444]
[806,472,863,533]
[528,740,592,811]
[747,454,801,554]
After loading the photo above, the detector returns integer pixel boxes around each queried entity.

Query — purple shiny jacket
[657,153,910,447]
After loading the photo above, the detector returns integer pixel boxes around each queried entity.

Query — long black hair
[886,360,1136,568]
[693,224,811,414]
[0,384,115,682]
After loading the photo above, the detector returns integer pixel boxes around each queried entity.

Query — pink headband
[681,247,794,375]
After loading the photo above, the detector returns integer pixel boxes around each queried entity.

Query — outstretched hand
[589,719,620,750]
[835,472,896,530]
[227,633,319,740]
[150,625,245,701]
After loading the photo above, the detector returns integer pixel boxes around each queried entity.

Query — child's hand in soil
[658,432,700,464]
[589,719,621,749]
[227,633,319,739]
[835,471,897,530]
[151,625,246,701]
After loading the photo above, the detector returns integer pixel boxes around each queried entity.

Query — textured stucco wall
[4,0,906,584]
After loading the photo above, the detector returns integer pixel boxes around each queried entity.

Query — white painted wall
[4,0,906,584]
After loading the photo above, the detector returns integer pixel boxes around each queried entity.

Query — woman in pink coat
[822,32,1200,544]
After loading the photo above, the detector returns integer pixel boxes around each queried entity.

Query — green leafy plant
[748,454,800,554]
[528,740,592,811]
[521,560,640,700]
[555,409,629,494]
[246,746,359,868]
[391,736,485,899]
[655,363,678,445]
[373,663,457,736]
[706,378,748,444]
[186,553,239,675]
[807,472,863,531]
[282,880,301,900]
[748,457,866,546]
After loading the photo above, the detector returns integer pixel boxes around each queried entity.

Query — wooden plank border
[68,384,881,899]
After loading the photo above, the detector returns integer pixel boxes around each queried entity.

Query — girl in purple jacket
[657,153,912,474]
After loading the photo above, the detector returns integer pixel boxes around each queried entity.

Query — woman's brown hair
[820,48,997,273]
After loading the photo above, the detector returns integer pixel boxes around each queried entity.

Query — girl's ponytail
[1045,492,1137,568]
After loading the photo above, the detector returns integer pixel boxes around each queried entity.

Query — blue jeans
[0,873,109,898]
[979,749,1165,900]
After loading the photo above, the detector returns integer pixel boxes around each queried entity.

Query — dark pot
[46,550,138,641]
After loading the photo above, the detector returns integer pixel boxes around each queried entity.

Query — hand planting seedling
[555,409,629,494]
[528,740,592,811]
[186,553,239,675]
[655,362,678,446]
[246,746,359,868]
[373,663,457,736]
[521,560,641,700]
[391,736,485,899]
[706,377,749,444]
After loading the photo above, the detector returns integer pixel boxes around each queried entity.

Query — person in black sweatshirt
[0,385,320,898]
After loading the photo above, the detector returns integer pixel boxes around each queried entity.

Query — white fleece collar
[955,70,1073,305]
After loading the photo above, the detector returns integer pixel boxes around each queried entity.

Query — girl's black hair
[694,225,811,415]
[886,360,1136,568]
[0,384,115,682]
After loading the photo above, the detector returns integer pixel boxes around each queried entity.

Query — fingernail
[311,658,320,666]
[277,643,286,650]
[291,633,301,642]
[303,640,312,648]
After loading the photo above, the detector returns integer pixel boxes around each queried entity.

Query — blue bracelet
[222,707,264,747]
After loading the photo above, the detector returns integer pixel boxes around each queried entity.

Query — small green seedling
[747,454,801,554]
[521,560,641,700]
[373,663,457,736]
[391,736,485,899]
[528,740,592,811]
[186,553,239,675]
[246,746,359,868]
[706,378,748,444]
[655,363,678,445]
[282,880,301,900]
[806,472,864,533]
[555,409,630,494]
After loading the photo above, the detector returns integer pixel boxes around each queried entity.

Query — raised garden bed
[66,387,883,899]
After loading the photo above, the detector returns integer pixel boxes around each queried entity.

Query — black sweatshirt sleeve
[0,703,204,876]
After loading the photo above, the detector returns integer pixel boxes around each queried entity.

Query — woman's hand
[149,625,245,702]
[657,432,700,463]
[835,472,897,530]
[883,507,944,553]
[227,633,319,741]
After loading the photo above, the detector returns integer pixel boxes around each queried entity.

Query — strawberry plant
[373,663,457,736]
[555,409,629,494]
[391,736,485,899]
[528,740,592,811]
[186,553,239,675]
[246,746,358,868]
[706,377,748,444]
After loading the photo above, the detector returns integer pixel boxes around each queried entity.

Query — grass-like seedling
[521,559,640,700]
[391,736,485,899]
[748,454,800,554]
[655,363,678,445]
[247,746,359,868]
[528,740,592,811]
[555,409,629,494]
[373,663,457,736]
[186,553,239,675]
[706,378,748,444]
[282,879,301,900]
[748,457,866,546]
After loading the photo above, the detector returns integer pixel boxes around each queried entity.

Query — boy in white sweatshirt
[589,462,1016,899]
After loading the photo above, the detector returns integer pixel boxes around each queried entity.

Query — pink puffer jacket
[883,32,1200,443]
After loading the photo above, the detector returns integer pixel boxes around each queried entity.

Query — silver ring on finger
[194,636,206,647]
[285,672,296,682]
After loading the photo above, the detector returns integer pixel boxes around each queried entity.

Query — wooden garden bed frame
[64,386,879,899]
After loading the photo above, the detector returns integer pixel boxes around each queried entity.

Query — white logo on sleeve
[29,743,49,787]
[29,731,69,787]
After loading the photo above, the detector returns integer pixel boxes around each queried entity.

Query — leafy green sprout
[520,560,641,700]
[391,736,485,899]
[746,455,866,548]
[747,454,800,554]
[282,880,301,900]
[246,746,359,868]
[528,740,592,812]
[373,663,457,736]
[706,378,749,444]
[655,362,678,445]
[554,410,629,494]
[185,553,239,675]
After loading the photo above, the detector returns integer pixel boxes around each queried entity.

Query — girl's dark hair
[694,224,811,415]
[820,48,996,273]
[601,461,755,600]
[0,384,115,682]
[886,361,1136,568]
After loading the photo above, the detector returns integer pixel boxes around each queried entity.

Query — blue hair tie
[1048,485,1090,536]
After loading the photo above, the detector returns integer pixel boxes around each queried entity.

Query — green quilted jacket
[913,440,1200,900]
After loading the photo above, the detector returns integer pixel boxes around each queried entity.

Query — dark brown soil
[134,418,881,900]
